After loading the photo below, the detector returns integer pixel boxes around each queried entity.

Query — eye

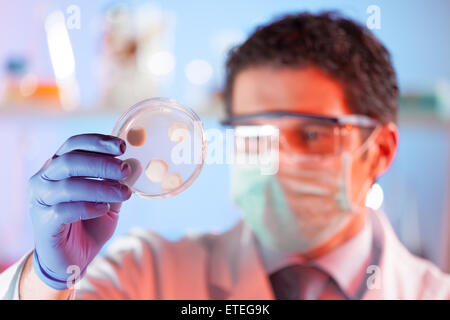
[297,124,336,152]
[301,128,320,141]
[300,124,332,143]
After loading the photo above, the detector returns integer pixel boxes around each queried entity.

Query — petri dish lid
[112,97,207,199]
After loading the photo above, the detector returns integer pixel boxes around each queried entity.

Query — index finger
[55,134,126,157]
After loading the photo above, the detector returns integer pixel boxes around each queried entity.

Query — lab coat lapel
[208,220,274,300]
[361,211,396,300]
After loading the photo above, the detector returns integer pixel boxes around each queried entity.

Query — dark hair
[224,12,399,123]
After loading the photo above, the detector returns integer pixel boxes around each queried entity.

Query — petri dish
[112,97,207,199]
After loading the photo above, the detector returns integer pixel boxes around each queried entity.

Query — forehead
[231,66,351,117]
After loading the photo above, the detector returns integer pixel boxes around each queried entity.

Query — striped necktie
[269,264,330,300]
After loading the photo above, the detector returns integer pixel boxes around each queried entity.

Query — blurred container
[1,56,61,109]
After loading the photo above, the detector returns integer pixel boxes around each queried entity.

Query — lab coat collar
[207,220,274,299]
[360,210,392,299]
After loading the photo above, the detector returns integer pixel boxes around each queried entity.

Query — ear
[370,122,399,179]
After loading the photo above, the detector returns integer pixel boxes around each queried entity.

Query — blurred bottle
[1,55,61,109]
[98,3,173,111]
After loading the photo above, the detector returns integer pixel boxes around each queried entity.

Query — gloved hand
[28,134,132,290]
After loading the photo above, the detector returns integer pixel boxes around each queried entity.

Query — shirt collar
[256,215,373,297]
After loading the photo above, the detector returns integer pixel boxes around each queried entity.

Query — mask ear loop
[335,152,353,211]
[338,126,382,213]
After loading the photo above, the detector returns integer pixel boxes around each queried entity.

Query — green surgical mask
[230,132,376,254]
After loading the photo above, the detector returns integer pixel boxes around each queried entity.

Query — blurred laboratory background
[0,0,449,273]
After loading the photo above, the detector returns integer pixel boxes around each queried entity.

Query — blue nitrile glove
[28,134,132,290]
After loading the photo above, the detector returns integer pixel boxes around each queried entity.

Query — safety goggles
[221,111,380,159]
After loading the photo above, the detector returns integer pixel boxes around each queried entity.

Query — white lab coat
[1,210,449,299]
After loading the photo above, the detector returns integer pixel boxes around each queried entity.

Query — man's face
[231,66,379,210]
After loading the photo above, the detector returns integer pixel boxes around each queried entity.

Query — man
[1,12,449,300]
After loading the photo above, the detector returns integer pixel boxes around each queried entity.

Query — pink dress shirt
[256,213,374,299]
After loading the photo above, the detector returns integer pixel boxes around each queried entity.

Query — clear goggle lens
[227,113,379,160]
